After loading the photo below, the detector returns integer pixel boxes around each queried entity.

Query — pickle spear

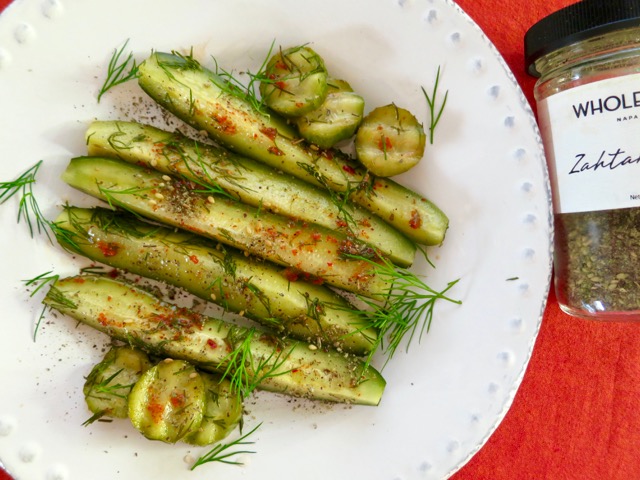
[44,275,386,405]
[54,206,377,355]
[137,51,449,245]
[85,120,415,267]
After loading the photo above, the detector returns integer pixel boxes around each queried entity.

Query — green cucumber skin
[61,155,390,299]
[182,372,243,446]
[259,45,328,117]
[83,346,153,419]
[85,120,416,267]
[55,206,377,356]
[295,89,365,148]
[137,52,449,246]
[44,275,386,406]
[128,359,206,443]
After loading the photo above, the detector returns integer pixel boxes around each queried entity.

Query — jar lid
[525,0,640,77]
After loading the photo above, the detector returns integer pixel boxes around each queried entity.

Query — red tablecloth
[2,1,640,479]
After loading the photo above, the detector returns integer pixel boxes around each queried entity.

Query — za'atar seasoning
[526,0,640,319]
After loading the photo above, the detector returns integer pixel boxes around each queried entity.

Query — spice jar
[525,0,640,320]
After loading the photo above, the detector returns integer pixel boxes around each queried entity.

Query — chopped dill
[220,327,293,401]
[342,254,461,371]
[421,66,449,144]
[23,271,67,341]
[211,39,276,116]
[0,160,49,241]
[191,422,262,469]
[97,39,140,103]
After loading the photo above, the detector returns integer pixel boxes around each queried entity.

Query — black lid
[525,0,640,77]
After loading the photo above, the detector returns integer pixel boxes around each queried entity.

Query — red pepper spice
[147,398,164,424]
[342,164,357,175]
[259,127,278,140]
[98,312,109,326]
[378,136,393,151]
[409,210,422,229]
[170,392,185,408]
[97,241,120,257]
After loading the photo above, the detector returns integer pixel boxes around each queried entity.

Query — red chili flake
[282,268,300,282]
[260,127,278,140]
[409,210,422,229]
[97,241,119,257]
[268,146,284,156]
[170,392,186,408]
[154,307,205,331]
[327,262,333,267]
[108,269,119,279]
[275,81,287,90]
[342,165,357,175]
[72,277,86,284]
[98,312,109,326]
[326,235,339,244]
[291,368,299,374]
[147,399,165,424]
[377,136,393,151]
[213,113,236,134]
[189,255,199,264]
[275,61,288,70]
[321,149,334,160]
[311,232,322,241]
[336,219,349,229]
[207,339,218,349]
[292,249,298,256]
[282,267,325,285]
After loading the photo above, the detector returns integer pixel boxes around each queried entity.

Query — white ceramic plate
[0,0,552,479]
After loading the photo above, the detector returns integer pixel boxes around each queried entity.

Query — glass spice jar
[525,0,640,320]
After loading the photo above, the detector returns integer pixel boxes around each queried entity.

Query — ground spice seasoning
[526,0,640,318]
[555,209,640,313]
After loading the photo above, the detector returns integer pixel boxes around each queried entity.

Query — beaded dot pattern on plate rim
[0,0,552,479]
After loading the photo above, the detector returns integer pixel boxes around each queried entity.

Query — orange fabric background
[2,1,640,480]
[453,1,640,479]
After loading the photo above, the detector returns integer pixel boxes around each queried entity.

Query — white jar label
[538,73,640,214]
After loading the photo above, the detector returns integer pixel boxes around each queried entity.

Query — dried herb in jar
[554,208,640,314]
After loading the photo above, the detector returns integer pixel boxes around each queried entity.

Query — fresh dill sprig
[0,160,53,241]
[97,184,154,218]
[23,271,62,341]
[220,327,293,401]
[296,162,358,232]
[343,255,460,371]
[0,162,81,247]
[421,66,449,144]
[97,39,139,103]
[191,422,262,469]
[87,368,134,400]
[82,411,111,427]
[159,137,249,201]
[211,40,276,116]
